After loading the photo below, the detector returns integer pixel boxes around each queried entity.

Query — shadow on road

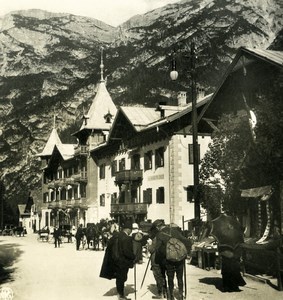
[104,284,135,297]
[0,240,23,284]
[199,277,223,292]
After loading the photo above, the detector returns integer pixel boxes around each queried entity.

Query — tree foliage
[199,79,283,216]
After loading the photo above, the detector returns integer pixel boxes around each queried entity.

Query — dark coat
[53,228,61,238]
[75,226,84,239]
[117,231,136,268]
[99,235,117,280]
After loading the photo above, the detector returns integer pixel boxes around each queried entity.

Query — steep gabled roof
[38,128,61,157]
[55,144,75,160]
[199,47,283,120]
[79,80,117,131]
[243,48,283,66]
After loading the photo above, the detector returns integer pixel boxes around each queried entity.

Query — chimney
[177,91,187,106]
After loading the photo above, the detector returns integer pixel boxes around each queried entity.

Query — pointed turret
[38,115,62,157]
[75,48,117,137]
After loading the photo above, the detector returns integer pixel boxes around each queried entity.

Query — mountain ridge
[0,0,282,212]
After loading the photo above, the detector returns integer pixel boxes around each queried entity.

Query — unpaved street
[0,234,282,300]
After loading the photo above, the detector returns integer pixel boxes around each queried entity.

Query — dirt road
[0,234,281,300]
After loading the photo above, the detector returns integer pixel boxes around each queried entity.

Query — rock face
[0,0,282,207]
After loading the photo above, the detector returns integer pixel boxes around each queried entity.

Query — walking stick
[183,259,187,299]
[140,253,152,289]
[134,263,137,300]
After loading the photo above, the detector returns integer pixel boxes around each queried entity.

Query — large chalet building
[37,55,212,229]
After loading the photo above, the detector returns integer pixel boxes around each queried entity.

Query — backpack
[133,231,143,242]
[166,237,188,262]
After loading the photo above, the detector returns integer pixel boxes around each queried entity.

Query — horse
[94,219,112,250]
[85,223,97,250]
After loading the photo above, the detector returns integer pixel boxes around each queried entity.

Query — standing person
[154,220,191,300]
[219,245,246,292]
[115,220,136,300]
[75,224,84,251]
[147,224,167,299]
[131,223,144,264]
[53,226,61,248]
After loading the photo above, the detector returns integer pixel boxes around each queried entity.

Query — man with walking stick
[154,220,192,300]
[115,220,136,300]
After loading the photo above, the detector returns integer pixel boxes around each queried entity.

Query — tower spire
[53,109,57,129]
[100,46,104,82]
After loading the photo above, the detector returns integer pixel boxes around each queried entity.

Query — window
[50,190,55,201]
[74,185,78,199]
[80,183,86,198]
[119,158,126,171]
[104,112,113,123]
[143,188,152,204]
[61,188,66,200]
[188,144,200,164]
[131,154,140,170]
[111,192,118,204]
[100,194,105,206]
[43,192,49,203]
[99,163,106,179]
[156,187,165,204]
[155,147,164,168]
[144,151,152,171]
[111,160,117,177]
[67,187,72,200]
[58,167,63,179]
[186,185,194,202]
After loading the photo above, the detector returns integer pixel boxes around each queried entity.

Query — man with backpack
[154,220,192,300]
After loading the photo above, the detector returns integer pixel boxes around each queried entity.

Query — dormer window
[82,115,89,125]
[104,111,113,124]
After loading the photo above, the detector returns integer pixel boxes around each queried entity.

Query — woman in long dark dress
[220,245,246,292]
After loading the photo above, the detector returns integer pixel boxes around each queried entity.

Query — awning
[241,185,272,198]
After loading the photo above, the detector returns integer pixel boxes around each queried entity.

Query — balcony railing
[111,203,147,214]
[74,145,88,156]
[48,198,87,209]
[115,170,143,183]
[72,172,87,182]
[46,175,86,188]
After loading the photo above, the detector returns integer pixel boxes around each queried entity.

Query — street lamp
[170,42,201,221]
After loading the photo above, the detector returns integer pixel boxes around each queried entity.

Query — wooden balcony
[72,172,87,182]
[48,198,87,209]
[115,170,143,183]
[74,145,88,156]
[111,203,147,214]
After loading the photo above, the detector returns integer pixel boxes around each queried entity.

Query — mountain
[0,0,282,212]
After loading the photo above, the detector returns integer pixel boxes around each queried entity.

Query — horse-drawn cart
[37,226,50,242]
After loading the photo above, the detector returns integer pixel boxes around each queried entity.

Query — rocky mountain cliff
[0,0,282,210]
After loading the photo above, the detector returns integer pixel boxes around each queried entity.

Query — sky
[0,0,181,26]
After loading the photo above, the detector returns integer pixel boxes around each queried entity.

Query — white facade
[91,132,211,228]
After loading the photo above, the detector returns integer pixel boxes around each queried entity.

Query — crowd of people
[98,218,246,300]
[100,219,192,300]
[49,219,246,299]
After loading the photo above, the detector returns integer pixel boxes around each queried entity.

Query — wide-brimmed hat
[152,219,164,227]
[132,223,139,229]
